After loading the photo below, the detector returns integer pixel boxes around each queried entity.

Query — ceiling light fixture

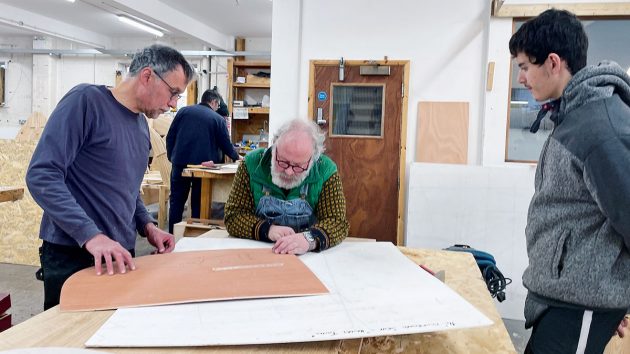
[117,15,163,37]
[66,0,76,2]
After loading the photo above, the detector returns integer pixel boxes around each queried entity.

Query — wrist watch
[303,231,316,251]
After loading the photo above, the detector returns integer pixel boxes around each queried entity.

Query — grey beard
[271,163,312,189]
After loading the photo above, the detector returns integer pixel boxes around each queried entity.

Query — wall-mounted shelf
[233,83,270,89]
[227,59,271,144]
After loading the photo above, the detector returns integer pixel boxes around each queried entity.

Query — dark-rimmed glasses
[275,153,311,173]
[153,70,182,100]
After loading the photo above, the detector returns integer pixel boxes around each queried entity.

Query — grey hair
[128,44,195,82]
[273,119,326,161]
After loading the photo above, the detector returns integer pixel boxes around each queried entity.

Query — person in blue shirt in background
[166,89,241,233]
[26,44,195,310]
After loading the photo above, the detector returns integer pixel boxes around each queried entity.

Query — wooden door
[309,60,409,245]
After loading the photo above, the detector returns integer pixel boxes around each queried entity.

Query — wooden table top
[0,235,516,353]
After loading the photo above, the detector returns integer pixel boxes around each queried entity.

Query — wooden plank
[0,186,24,203]
[492,1,630,17]
[416,101,469,164]
[233,60,271,68]
[157,184,168,230]
[398,61,410,246]
[486,61,495,92]
[232,83,270,88]
[234,37,246,62]
[248,107,269,114]
[59,249,328,312]
[14,112,47,142]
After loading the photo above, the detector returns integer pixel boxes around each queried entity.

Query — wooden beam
[492,2,630,18]
[491,0,505,16]
[0,187,24,203]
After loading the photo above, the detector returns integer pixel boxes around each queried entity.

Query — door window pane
[507,18,630,162]
[331,85,384,137]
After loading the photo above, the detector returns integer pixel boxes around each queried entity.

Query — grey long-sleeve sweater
[523,61,630,326]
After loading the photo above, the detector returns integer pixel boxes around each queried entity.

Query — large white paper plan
[86,239,492,347]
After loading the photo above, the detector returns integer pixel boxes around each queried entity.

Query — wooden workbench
[0,186,24,203]
[181,167,236,219]
[0,232,517,353]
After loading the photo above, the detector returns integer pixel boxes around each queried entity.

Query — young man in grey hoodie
[510,9,630,354]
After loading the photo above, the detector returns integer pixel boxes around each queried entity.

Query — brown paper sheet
[60,249,328,312]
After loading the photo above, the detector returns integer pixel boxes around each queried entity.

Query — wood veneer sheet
[59,248,328,312]
[86,240,492,347]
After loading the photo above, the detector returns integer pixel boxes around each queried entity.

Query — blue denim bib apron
[255,184,316,232]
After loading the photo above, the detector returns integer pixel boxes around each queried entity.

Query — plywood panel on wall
[416,101,469,164]
[0,140,42,266]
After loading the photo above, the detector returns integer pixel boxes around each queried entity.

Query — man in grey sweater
[510,9,629,353]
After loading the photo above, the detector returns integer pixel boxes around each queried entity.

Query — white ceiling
[0,0,272,50]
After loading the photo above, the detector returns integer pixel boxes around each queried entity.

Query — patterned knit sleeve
[224,163,272,242]
[311,172,349,250]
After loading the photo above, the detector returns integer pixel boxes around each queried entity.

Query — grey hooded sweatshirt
[523,61,630,327]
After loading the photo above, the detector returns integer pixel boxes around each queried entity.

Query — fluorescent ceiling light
[118,15,163,37]
[66,0,76,2]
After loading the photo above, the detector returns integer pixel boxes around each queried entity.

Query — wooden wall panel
[416,101,469,164]
[0,140,41,266]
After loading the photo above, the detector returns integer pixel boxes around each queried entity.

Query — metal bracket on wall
[338,57,345,81]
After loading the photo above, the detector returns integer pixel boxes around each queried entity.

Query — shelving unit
[227,59,271,144]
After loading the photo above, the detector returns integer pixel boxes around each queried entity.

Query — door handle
[316,107,326,125]
[338,57,345,82]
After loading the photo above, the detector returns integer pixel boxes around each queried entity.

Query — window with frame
[506,18,630,162]
[331,84,384,137]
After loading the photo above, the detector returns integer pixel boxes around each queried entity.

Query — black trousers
[39,241,134,310]
[525,306,626,354]
[168,164,201,233]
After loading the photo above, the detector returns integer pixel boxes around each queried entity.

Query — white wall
[0,36,235,126]
[0,36,34,126]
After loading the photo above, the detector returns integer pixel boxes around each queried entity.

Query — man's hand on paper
[145,223,175,254]
[85,233,136,276]
[272,233,309,255]
[268,225,295,242]
[201,160,216,168]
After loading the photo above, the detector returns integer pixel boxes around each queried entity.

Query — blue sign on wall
[317,91,328,101]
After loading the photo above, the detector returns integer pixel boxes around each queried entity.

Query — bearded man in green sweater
[225,119,348,254]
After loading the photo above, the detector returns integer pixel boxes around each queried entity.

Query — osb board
[416,101,469,164]
[146,114,173,137]
[0,140,42,266]
[15,112,47,142]
[60,248,328,312]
